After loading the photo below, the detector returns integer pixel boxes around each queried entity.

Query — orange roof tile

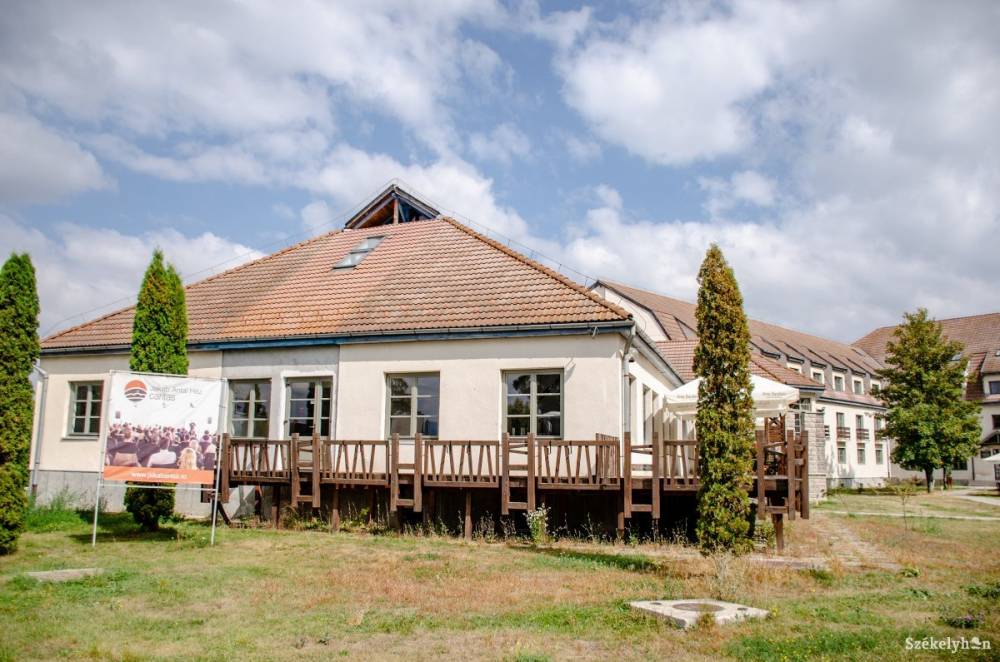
[43,218,630,351]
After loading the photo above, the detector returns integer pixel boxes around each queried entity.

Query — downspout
[621,324,636,438]
[30,359,49,498]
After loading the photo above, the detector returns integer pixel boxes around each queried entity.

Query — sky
[1,0,997,343]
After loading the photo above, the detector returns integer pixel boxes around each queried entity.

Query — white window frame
[229,380,271,439]
[386,373,440,439]
[67,381,103,437]
[503,370,564,439]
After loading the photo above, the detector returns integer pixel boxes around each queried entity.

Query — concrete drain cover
[629,599,768,629]
[23,568,104,583]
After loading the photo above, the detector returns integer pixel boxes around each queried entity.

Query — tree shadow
[516,544,662,574]
[68,511,208,545]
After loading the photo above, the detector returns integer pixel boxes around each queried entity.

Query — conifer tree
[124,250,188,530]
[879,309,980,492]
[0,253,40,554]
[693,245,755,555]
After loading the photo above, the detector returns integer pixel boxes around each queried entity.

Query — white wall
[336,334,624,441]
[592,285,667,342]
[816,399,891,486]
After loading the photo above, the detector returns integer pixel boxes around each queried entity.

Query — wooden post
[623,431,632,518]
[331,486,340,531]
[272,485,281,529]
[390,433,399,513]
[526,433,536,512]
[413,433,423,513]
[772,512,785,553]
[423,489,436,528]
[219,433,231,503]
[289,434,300,510]
[501,433,510,515]
[800,430,810,519]
[786,430,796,521]
[311,432,321,509]
[464,489,473,541]
[651,430,661,520]
[755,429,766,519]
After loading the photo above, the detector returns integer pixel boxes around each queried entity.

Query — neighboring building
[592,281,891,491]
[855,312,1000,486]
[30,186,683,515]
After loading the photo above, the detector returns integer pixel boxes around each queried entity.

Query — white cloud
[0,215,263,335]
[468,123,532,165]
[699,170,777,216]
[300,200,334,235]
[0,112,111,203]
[594,184,622,210]
[563,134,602,162]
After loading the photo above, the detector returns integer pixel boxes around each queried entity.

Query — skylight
[334,235,383,269]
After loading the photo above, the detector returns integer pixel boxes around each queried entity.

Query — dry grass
[1,495,998,661]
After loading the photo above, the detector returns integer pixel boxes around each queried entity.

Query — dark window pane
[232,420,248,437]
[289,382,314,399]
[506,374,531,395]
[418,417,438,436]
[390,377,412,396]
[232,383,252,400]
[416,376,439,396]
[537,374,560,394]
[507,396,529,416]
[537,395,560,415]
[289,420,312,436]
[73,417,86,434]
[320,397,330,418]
[90,400,102,417]
[89,384,103,400]
[320,419,330,437]
[75,401,87,416]
[253,402,269,419]
[252,420,269,438]
[390,398,411,416]
[537,416,561,437]
[507,416,529,437]
[416,396,439,417]
[255,383,271,401]
[76,384,88,400]
[288,400,309,419]
[389,417,411,436]
[232,402,249,418]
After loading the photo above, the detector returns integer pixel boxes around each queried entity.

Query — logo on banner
[124,379,148,402]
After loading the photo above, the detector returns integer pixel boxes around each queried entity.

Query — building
[855,312,1000,486]
[592,281,891,492]
[29,186,684,518]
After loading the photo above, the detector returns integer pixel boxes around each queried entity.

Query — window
[853,379,864,395]
[837,443,847,464]
[787,363,802,374]
[857,443,866,464]
[837,412,846,427]
[987,380,1000,395]
[286,379,332,437]
[982,448,996,459]
[388,374,439,438]
[993,415,1000,430]
[230,381,270,438]
[855,414,864,429]
[875,444,884,464]
[68,382,103,435]
[505,371,562,438]
[333,235,384,269]
[951,457,968,471]
[833,374,845,391]
[811,370,825,384]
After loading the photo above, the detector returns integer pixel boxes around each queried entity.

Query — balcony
[856,428,870,440]
[837,426,851,440]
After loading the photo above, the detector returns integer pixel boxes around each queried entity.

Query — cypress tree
[124,250,188,531]
[0,253,40,554]
[879,309,981,492]
[693,245,755,555]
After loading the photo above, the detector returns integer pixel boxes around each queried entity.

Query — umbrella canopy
[665,374,800,419]
[981,453,1000,464]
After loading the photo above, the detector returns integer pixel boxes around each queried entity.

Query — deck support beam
[464,490,473,541]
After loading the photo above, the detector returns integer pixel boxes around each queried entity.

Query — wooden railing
[534,437,621,489]
[422,438,501,487]
[837,426,851,440]
[661,439,699,490]
[226,437,291,483]
[856,428,870,440]
[321,439,390,486]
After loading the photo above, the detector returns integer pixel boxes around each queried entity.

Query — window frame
[837,442,847,464]
[503,370,564,439]
[856,442,866,464]
[67,381,103,437]
[386,373,440,439]
[989,380,1000,396]
[875,443,885,465]
[853,379,864,395]
[229,380,272,439]
[284,378,333,438]
[992,414,1000,430]
[811,370,825,384]
[833,373,845,392]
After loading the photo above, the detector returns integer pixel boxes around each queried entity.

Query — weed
[965,581,1000,600]
[525,506,549,544]
[940,611,985,629]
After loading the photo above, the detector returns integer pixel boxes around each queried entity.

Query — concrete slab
[630,599,768,629]
[24,568,104,583]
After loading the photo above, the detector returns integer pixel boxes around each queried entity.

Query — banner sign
[102,371,224,484]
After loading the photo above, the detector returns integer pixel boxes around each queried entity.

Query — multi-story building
[855,312,1000,486]
[592,281,891,493]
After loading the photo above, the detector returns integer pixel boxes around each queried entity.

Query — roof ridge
[441,217,631,322]
[42,227,345,344]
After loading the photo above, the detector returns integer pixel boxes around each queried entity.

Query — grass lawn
[817,487,1000,519]
[1,495,998,661]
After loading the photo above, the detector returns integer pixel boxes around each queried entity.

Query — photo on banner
[101,371,224,485]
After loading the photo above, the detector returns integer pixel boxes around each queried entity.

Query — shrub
[525,505,549,544]
[124,487,175,532]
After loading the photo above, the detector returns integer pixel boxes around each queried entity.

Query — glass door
[285,379,332,438]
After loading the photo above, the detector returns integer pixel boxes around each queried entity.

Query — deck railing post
[289,433,300,508]
[755,429,766,519]
[413,432,423,513]
[311,432,321,509]
[501,433,510,515]
[651,430,661,520]
[526,433,536,512]
[390,433,399,513]
[800,430,810,519]
[786,429,796,521]
[623,431,632,518]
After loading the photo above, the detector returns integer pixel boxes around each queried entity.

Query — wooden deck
[220,421,810,547]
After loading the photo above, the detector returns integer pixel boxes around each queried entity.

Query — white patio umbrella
[981,453,1000,464]
[665,374,800,419]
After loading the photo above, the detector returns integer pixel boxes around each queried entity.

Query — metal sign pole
[91,371,114,548]
[209,378,228,546]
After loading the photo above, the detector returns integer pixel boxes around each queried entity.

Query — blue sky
[1,1,997,342]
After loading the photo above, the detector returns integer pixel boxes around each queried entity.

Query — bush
[525,505,549,544]
[124,485,175,532]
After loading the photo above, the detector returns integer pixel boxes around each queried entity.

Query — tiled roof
[654,340,824,391]
[42,218,630,351]
[854,312,1000,403]
[600,279,885,407]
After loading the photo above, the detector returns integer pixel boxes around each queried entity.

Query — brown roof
[654,340,824,390]
[854,312,1000,403]
[43,218,630,351]
[601,279,885,406]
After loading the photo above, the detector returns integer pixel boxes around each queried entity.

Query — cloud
[468,123,532,165]
[699,170,777,216]
[300,200,334,235]
[0,215,263,335]
[563,134,602,163]
[0,112,111,203]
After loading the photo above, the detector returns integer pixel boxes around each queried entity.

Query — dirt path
[804,512,901,570]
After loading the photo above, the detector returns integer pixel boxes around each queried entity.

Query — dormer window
[334,235,384,269]
[989,380,1000,396]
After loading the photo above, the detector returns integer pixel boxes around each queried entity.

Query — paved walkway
[824,509,1000,522]
[957,494,1000,508]
[806,512,901,571]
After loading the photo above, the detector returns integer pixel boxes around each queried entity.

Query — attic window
[334,235,383,269]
